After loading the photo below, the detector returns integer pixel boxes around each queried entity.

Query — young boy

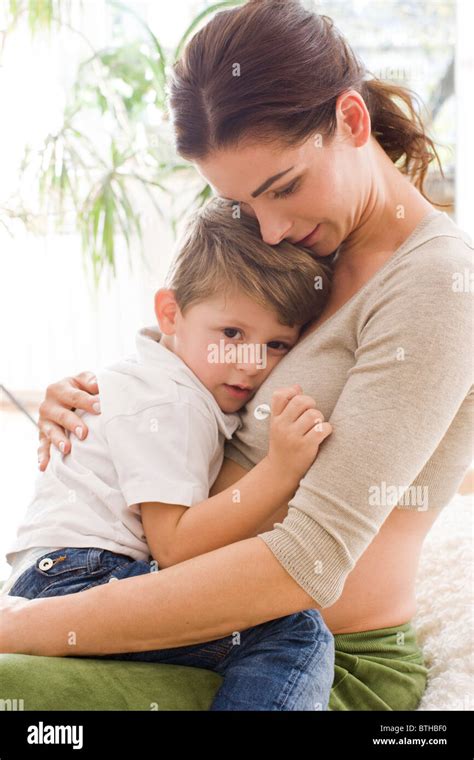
[4,198,335,711]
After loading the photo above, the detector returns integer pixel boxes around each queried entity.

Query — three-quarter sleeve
[258,243,474,606]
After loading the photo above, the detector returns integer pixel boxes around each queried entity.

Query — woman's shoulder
[375,212,472,298]
[399,210,472,271]
[359,213,472,337]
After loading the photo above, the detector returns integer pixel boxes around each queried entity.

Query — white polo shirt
[5,326,241,580]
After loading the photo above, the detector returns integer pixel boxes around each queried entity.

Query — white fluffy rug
[413,491,473,711]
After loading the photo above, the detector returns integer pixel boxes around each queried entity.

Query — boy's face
[155,288,301,413]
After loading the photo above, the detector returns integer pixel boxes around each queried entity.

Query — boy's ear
[154,288,180,335]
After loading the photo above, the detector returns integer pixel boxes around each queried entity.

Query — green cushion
[0,653,222,711]
[0,580,222,710]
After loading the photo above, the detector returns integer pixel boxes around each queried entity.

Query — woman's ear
[335,89,371,148]
[154,288,180,335]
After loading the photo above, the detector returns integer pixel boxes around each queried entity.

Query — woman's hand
[267,384,332,483]
[37,371,101,471]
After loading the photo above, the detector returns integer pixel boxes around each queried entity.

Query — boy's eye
[272,179,300,200]
[223,327,243,339]
[267,341,290,351]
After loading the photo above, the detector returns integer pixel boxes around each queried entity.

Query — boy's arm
[140,457,295,568]
[254,501,291,533]
[141,385,331,568]
[209,455,290,533]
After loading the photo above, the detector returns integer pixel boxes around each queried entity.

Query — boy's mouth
[223,384,253,399]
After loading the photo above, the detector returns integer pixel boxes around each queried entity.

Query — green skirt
[329,622,428,711]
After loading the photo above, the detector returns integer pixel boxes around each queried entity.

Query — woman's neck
[336,147,435,276]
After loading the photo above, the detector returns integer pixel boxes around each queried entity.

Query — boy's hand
[267,384,332,484]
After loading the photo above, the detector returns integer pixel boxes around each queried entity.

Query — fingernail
[75,426,84,440]
[59,441,66,453]
[93,401,101,413]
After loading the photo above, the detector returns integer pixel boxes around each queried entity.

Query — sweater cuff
[257,508,353,608]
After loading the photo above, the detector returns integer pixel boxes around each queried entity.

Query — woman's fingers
[37,432,52,472]
[36,372,101,467]
[75,371,99,396]
[44,375,100,416]
[39,394,90,431]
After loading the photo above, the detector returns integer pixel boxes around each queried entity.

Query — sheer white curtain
[0,0,200,579]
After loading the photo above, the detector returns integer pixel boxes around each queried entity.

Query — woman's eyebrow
[216,165,296,203]
[251,166,295,198]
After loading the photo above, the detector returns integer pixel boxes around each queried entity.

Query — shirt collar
[135,325,241,439]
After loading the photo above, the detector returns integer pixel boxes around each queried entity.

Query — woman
[2,0,472,711]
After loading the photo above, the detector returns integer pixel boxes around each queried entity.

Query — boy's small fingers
[271,384,302,416]
[281,395,317,424]
[312,421,332,439]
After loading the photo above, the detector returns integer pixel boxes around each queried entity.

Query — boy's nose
[234,361,262,376]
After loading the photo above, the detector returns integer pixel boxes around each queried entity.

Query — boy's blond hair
[166,197,332,327]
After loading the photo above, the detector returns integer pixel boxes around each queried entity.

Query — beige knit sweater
[224,210,474,607]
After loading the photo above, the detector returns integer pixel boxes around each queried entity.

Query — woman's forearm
[3,537,317,657]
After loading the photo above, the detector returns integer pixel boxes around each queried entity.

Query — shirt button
[38,558,54,571]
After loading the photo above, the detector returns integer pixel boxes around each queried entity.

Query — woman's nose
[257,215,292,246]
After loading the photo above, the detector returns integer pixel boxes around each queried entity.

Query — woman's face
[195,92,372,259]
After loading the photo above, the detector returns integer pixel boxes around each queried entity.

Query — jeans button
[38,558,54,571]
[108,576,119,582]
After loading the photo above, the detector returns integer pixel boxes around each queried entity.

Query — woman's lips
[296,224,321,245]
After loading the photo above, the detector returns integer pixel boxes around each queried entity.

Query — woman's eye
[273,179,300,200]
[223,328,243,339]
[267,341,289,351]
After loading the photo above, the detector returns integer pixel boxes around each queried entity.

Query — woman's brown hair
[168,0,445,204]
[166,196,332,328]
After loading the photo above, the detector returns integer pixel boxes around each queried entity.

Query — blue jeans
[8,547,335,711]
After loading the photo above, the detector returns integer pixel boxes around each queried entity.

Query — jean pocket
[34,548,95,577]
[9,548,137,599]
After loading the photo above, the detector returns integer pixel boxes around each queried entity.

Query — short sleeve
[104,402,217,514]
[258,242,474,607]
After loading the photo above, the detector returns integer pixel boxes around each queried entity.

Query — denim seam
[275,615,331,711]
